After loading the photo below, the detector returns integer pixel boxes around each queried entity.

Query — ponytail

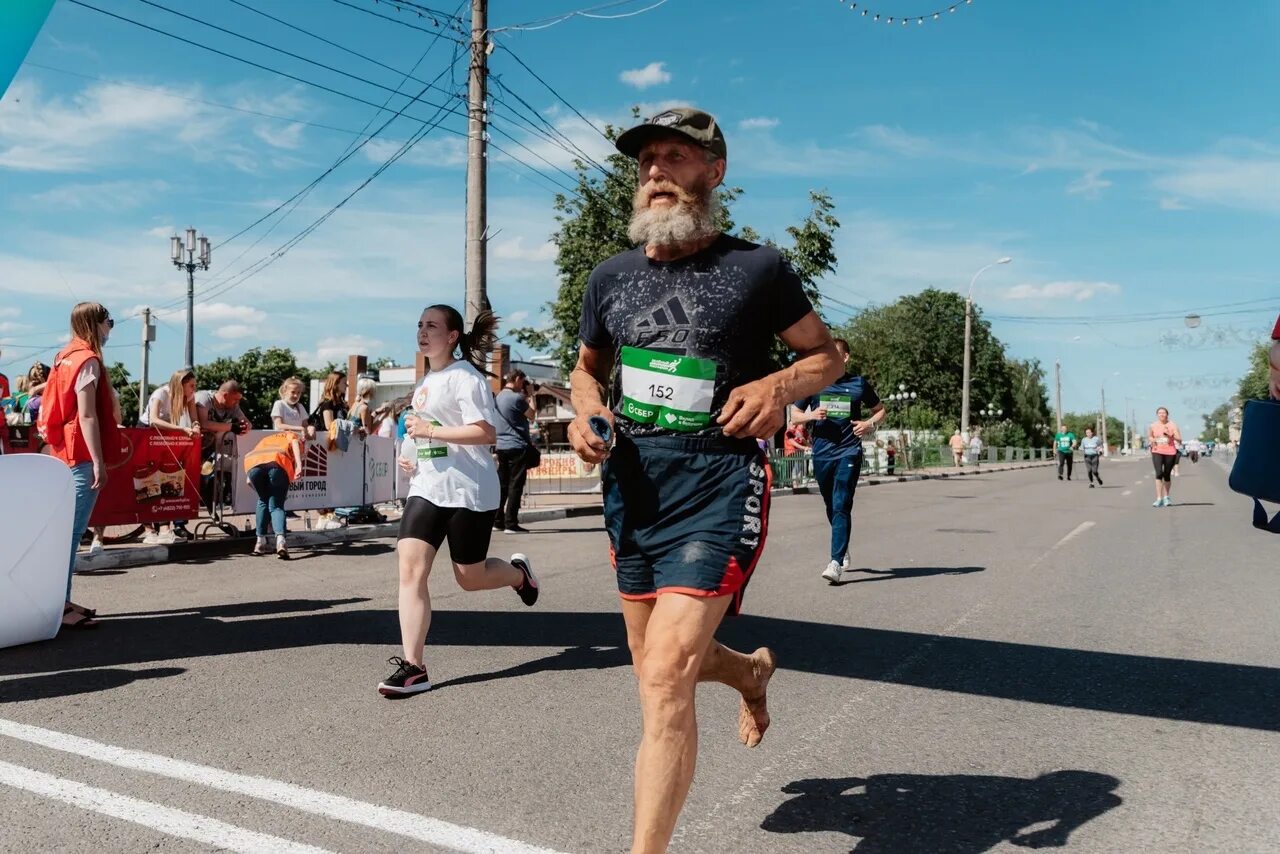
[427,304,499,375]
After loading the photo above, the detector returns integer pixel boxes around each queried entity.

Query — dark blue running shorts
[601,434,772,616]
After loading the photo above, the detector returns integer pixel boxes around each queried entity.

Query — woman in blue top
[1080,426,1103,488]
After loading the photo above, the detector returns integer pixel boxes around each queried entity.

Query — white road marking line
[0,759,332,854]
[1122,490,1132,496]
[0,719,568,854]
[1054,521,1095,548]
[1135,479,1144,485]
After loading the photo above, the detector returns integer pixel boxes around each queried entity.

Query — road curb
[76,465,1053,573]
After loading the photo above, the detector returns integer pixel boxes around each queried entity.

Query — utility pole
[464,0,489,326]
[170,228,210,370]
[1054,359,1063,431]
[1100,385,1108,456]
[139,307,154,423]
[960,297,972,435]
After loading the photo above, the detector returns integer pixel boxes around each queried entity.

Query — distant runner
[1080,426,1103,488]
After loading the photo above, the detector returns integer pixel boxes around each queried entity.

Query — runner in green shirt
[1054,425,1076,481]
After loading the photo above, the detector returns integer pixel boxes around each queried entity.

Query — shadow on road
[761,771,1121,853]
[834,566,985,586]
[0,667,185,703]
[3,604,1279,731]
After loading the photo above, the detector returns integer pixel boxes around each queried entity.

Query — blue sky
[2,0,1277,434]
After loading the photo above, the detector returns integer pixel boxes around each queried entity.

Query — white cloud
[494,237,556,263]
[1153,142,1280,213]
[855,124,937,158]
[738,117,779,131]
[148,225,178,238]
[0,308,19,318]
[620,62,672,90]
[505,310,530,326]
[253,122,306,150]
[214,324,260,340]
[297,335,387,369]
[1066,170,1112,198]
[0,321,29,333]
[363,135,467,169]
[27,180,169,212]
[1159,197,1190,211]
[1002,281,1121,302]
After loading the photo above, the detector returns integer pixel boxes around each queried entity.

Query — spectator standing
[271,376,314,438]
[195,380,250,510]
[351,376,377,434]
[38,302,120,631]
[25,362,49,424]
[885,437,897,475]
[311,370,349,433]
[949,429,966,466]
[139,368,201,543]
[493,369,537,534]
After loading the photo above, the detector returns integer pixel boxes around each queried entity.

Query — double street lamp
[979,403,1003,421]
[171,227,211,370]
[889,383,917,430]
[961,256,1012,436]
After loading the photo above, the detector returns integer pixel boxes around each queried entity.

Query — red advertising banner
[89,429,201,527]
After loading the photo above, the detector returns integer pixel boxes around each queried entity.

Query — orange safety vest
[38,339,123,468]
[243,432,302,482]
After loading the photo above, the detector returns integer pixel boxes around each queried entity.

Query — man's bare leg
[698,641,776,747]
[622,594,732,854]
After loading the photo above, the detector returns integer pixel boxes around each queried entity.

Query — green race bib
[819,394,852,419]
[619,346,717,432]
[415,417,447,460]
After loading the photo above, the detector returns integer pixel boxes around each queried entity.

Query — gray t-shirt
[196,390,247,452]
[494,388,532,451]
[1081,435,1102,456]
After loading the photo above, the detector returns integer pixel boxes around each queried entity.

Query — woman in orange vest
[38,302,121,630]
[242,431,305,559]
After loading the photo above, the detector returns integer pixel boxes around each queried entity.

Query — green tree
[1061,411,1126,448]
[1005,358,1052,443]
[1202,402,1231,442]
[194,347,315,428]
[1238,341,1272,401]
[510,120,838,377]
[837,289,1013,426]
[107,362,148,425]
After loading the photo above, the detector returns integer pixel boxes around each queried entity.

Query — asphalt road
[2,456,1277,853]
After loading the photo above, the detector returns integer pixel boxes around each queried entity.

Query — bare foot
[738,647,776,747]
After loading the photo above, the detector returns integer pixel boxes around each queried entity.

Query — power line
[493,40,609,142]
[491,0,671,33]
[222,0,459,103]
[131,0,467,120]
[329,0,466,38]
[64,0,467,133]
[489,76,610,174]
[20,62,374,137]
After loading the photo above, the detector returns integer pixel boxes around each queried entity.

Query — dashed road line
[0,759,333,854]
[0,718,568,854]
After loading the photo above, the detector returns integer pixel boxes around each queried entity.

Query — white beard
[628,194,722,248]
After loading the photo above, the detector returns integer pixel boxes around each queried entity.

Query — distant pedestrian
[1081,427,1103,487]
[949,429,966,467]
[493,369,538,534]
[1148,407,1182,507]
[885,437,897,475]
[968,430,984,466]
[1054,424,1076,481]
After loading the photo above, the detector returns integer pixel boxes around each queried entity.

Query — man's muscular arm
[718,311,842,440]
[568,344,616,463]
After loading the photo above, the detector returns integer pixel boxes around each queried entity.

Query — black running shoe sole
[511,554,539,607]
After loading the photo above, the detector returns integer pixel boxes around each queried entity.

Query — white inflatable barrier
[0,454,75,648]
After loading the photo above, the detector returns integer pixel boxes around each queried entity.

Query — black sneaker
[378,656,431,697]
[493,519,505,531]
[172,525,194,541]
[503,525,530,535]
[1097,478,1103,486]
[1089,483,1095,488]
[511,553,539,606]
[1058,475,1063,481]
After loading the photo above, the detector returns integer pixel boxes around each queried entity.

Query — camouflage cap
[615,107,727,161]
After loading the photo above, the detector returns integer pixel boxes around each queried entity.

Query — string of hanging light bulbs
[836,0,975,26]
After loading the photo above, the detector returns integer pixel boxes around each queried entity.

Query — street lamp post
[961,257,1012,438]
[171,227,211,370]
[890,383,917,431]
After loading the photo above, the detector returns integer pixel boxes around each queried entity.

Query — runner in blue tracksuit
[791,338,886,584]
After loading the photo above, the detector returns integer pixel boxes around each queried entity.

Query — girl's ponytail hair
[428,304,499,375]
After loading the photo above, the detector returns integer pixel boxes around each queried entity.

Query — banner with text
[230,430,396,514]
[89,429,201,527]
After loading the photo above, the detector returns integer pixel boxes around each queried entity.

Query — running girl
[378,305,539,697]
[1148,407,1182,507]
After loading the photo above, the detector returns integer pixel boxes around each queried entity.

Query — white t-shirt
[406,361,499,511]
[139,385,192,428]
[271,399,309,428]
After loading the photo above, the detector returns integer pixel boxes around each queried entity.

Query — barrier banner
[88,429,201,527]
[230,430,396,514]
